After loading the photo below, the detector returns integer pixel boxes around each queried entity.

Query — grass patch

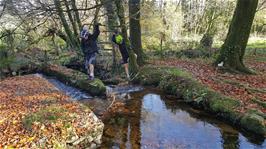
[135,65,192,86]
[22,106,71,130]
[166,67,192,78]
[245,39,266,58]
[246,39,266,50]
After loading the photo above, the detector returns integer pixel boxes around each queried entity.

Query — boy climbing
[80,23,100,80]
[112,30,130,79]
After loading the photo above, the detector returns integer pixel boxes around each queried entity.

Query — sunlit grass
[213,36,266,47]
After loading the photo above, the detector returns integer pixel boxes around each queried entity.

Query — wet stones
[65,111,104,148]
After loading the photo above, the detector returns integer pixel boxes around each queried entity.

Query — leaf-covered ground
[0,75,102,148]
[152,56,266,114]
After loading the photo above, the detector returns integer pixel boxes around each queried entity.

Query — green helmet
[115,34,123,44]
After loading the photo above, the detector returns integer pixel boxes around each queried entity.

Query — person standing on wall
[80,23,100,80]
[112,30,130,79]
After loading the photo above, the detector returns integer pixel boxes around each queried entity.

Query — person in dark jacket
[112,30,130,79]
[80,23,100,80]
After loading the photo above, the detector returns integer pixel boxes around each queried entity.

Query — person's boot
[89,72,95,80]
[88,75,92,80]
[88,75,94,80]
[89,75,95,80]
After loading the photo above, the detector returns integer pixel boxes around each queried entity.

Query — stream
[37,74,266,149]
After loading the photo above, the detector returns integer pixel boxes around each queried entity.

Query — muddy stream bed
[38,74,266,149]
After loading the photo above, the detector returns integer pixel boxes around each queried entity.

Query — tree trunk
[215,0,258,73]
[129,0,145,66]
[115,0,139,75]
[160,36,163,58]
[199,33,213,50]
[114,0,127,39]
[53,0,78,49]
[70,0,82,30]
[92,0,101,25]
[101,0,119,71]
[199,2,218,51]
[63,0,79,38]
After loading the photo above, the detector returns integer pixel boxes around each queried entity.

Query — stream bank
[0,74,104,148]
[1,72,265,148]
[133,66,266,136]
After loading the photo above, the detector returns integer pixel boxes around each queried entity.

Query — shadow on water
[100,88,266,149]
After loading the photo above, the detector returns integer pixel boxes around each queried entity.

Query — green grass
[22,106,70,130]
[165,67,192,78]
[212,38,266,62]
[212,38,266,51]
[246,39,266,57]
[247,39,266,49]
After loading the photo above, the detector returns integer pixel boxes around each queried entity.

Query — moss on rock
[134,66,164,86]
[240,113,266,136]
[159,74,193,98]
[209,97,240,113]
[134,66,190,86]
[42,65,106,96]
[208,97,241,123]
[76,78,106,96]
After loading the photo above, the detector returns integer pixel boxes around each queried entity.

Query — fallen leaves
[0,74,103,148]
[152,58,266,114]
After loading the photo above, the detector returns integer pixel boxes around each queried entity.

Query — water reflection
[101,90,265,149]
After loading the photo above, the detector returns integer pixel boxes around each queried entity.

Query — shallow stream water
[37,74,266,149]
[100,90,266,149]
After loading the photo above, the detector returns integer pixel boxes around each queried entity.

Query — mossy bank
[133,66,266,136]
[42,65,106,96]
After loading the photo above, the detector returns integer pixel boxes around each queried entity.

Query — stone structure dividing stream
[42,65,106,96]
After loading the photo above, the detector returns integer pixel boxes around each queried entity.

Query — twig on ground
[107,93,116,110]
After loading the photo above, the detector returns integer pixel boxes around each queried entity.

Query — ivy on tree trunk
[215,0,258,74]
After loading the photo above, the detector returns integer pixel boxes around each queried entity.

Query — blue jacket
[81,24,100,55]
